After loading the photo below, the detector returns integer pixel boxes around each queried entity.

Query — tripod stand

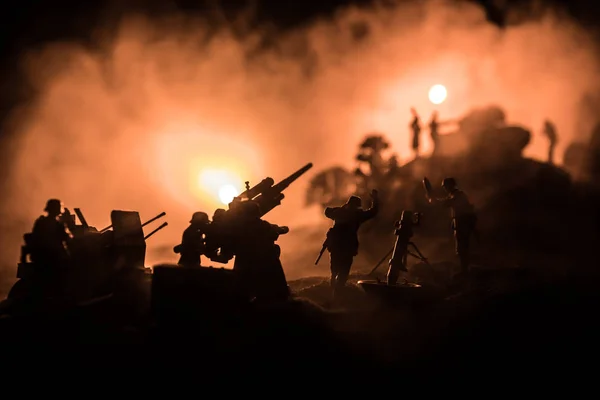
[368,241,429,276]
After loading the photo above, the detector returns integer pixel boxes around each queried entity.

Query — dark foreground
[1,267,600,379]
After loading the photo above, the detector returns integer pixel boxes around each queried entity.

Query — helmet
[442,177,457,190]
[212,208,226,221]
[190,212,209,224]
[346,195,362,208]
[44,199,63,214]
[400,210,414,223]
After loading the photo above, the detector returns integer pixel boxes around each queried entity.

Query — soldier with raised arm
[428,178,477,275]
[324,189,379,298]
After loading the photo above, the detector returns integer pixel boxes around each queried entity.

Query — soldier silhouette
[324,189,379,298]
[543,119,558,164]
[175,211,210,267]
[429,111,439,155]
[231,201,290,303]
[410,108,421,157]
[387,210,419,285]
[29,199,72,272]
[428,178,477,276]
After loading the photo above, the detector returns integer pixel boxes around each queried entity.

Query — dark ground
[2,264,599,380]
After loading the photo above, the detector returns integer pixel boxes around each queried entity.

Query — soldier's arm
[361,191,380,221]
[324,207,340,220]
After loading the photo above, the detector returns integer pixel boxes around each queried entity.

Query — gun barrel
[142,211,166,228]
[271,163,313,193]
[74,208,89,228]
[144,221,168,240]
[234,178,275,202]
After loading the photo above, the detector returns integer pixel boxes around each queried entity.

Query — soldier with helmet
[29,199,73,270]
[230,201,290,303]
[323,189,379,298]
[175,211,210,267]
[428,178,477,275]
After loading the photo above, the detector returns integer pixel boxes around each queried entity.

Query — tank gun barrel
[144,221,168,240]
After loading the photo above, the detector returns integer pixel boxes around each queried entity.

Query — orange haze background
[1,0,600,285]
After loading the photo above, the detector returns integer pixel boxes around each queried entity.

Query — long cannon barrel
[234,178,275,202]
[254,162,313,217]
[270,163,313,194]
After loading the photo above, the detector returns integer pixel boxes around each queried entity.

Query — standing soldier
[543,119,558,164]
[30,199,73,271]
[324,189,379,298]
[174,211,210,267]
[428,178,477,276]
[429,111,439,155]
[410,107,421,157]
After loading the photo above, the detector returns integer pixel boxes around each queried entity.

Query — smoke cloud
[1,0,599,287]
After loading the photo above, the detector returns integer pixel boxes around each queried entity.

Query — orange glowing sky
[1,0,600,276]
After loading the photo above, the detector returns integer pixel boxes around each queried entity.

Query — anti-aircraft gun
[151,163,313,324]
[6,208,168,313]
[207,162,313,263]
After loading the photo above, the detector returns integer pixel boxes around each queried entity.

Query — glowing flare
[218,184,239,205]
[428,84,447,105]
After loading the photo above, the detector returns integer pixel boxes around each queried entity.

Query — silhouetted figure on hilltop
[410,108,421,158]
[543,120,558,165]
[28,199,73,272]
[429,111,439,155]
[428,178,477,276]
[174,212,210,267]
[323,190,379,299]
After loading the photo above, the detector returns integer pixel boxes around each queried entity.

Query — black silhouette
[174,212,210,267]
[428,178,477,275]
[387,210,420,285]
[323,189,379,298]
[410,107,421,157]
[28,199,72,272]
[543,119,558,164]
[429,111,440,155]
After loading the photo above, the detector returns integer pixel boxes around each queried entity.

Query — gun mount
[7,208,168,310]
[204,163,313,264]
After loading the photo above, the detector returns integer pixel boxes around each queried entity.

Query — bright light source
[218,184,239,205]
[428,84,447,105]
[198,169,242,205]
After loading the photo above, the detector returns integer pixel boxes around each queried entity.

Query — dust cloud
[1,0,599,284]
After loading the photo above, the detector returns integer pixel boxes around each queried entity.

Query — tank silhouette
[305,105,599,275]
[151,163,313,324]
[3,208,168,315]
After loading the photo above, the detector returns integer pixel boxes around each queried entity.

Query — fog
[1,0,599,285]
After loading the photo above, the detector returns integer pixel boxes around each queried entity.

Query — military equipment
[4,208,168,316]
[232,162,313,217]
[314,238,328,265]
[206,162,313,264]
[423,177,433,199]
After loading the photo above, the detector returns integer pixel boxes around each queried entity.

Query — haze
[1,0,599,283]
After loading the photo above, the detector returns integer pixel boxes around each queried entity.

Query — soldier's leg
[335,253,354,288]
[329,252,340,288]
[454,229,470,273]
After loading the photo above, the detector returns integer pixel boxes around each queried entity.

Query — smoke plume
[1,0,599,287]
